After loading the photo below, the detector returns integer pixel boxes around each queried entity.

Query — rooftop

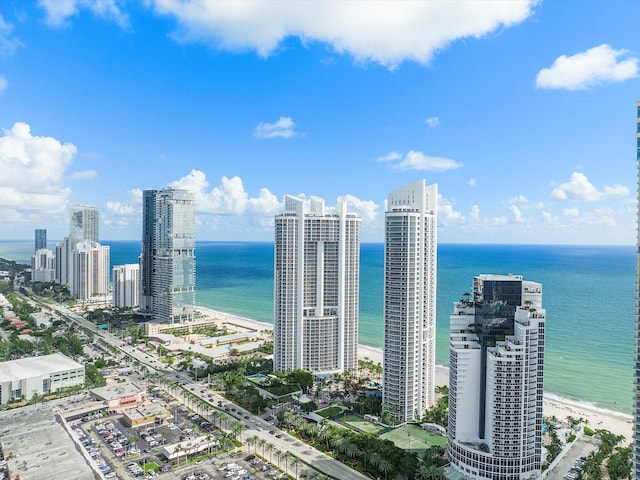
[0,353,83,382]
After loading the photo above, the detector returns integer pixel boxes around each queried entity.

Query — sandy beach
[196,306,633,441]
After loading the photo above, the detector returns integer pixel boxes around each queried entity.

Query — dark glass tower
[35,229,46,252]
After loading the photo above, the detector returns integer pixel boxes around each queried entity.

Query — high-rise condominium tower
[69,204,99,245]
[634,100,640,480]
[71,241,110,300]
[382,179,438,423]
[448,274,545,480]
[35,229,46,252]
[140,188,195,323]
[113,264,140,309]
[273,195,360,375]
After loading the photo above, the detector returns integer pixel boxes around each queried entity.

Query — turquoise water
[1,240,634,414]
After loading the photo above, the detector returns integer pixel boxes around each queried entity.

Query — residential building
[448,274,545,480]
[71,241,110,300]
[55,236,73,287]
[0,353,85,404]
[140,188,195,323]
[31,248,55,282]
[382,179,438,423]
[634,100,640,480]
[34,228,46,252]
[69,204,99,245]
[112,263,140,309]
[273,195,361,375]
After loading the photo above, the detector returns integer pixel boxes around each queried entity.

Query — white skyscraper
[31,248,55,283]
[448,274,545,480]
[140,188,196,323]
[112,264,140,309]
[382,179,438,423]
[71,241,110,300]
[274,195,360,375]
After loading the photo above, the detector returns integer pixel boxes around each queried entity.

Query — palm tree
[378,458,393,480]
[247,435,258,454]
[282,451,291,473]
[290,457,301,479]
[265,442,275,463]
[258,437,267,457]
[231,420,243,442]
[367,451,382,472]
[318,427,333,449]
[273,449,283,468]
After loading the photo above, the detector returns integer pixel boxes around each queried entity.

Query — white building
[274,195,361,375]
[448,274,545,480]
[112,263,140,308]
[634,100,640,480]
[71,241,110,300]
[382,179,438,423]
[31,248,55,283]
[0,353,85,404]
[140,188,196,323]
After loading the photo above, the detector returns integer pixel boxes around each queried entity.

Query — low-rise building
[122,404,172,427]
[90,382,145,411]
[0,353,85,404]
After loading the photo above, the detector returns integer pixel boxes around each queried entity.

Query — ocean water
[1,240,634,414]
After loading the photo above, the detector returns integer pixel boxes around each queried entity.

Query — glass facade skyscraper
[69,204,99,245]
[448,274,545,480]
[34,229,46,252]
[140,188,195,324]
[633,101,640,480]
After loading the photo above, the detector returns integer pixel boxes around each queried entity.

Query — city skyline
[0,1,638,245]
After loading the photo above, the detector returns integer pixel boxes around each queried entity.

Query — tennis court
[379,424,448,452]
[336,412,384,434]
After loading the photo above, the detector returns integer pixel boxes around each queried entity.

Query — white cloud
[0,122,75,219]
[253,116,297,139]
[509,204,524,223]
[551,172,629,202]
[168,169,286,219]
[38,0,129,29]
[438,195,465,225]
[0,76,6,93]
[536,44,639,90]
[377,151,402,162]
[69,169,97,180]
[106,188,142,218]
[563,207,580,216]
[508,194,528,204]
[468,178,477,187]
[381,149,462,172]
[339,194,378,222]
[151,0,537,68]
[0,14,21,56]
[248,188,281,215]
[469,204,480,221]
[425,117,440,128]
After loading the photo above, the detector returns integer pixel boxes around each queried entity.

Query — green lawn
[316,406,342,418]
[337,413,383,434]
[379,424,448,453]
[142,461,159,473]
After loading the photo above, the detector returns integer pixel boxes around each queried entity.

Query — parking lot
[69,386,289,480]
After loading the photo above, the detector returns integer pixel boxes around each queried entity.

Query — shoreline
[195,306,633,440]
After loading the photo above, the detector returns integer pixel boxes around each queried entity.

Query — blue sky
[0,0,638,244]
